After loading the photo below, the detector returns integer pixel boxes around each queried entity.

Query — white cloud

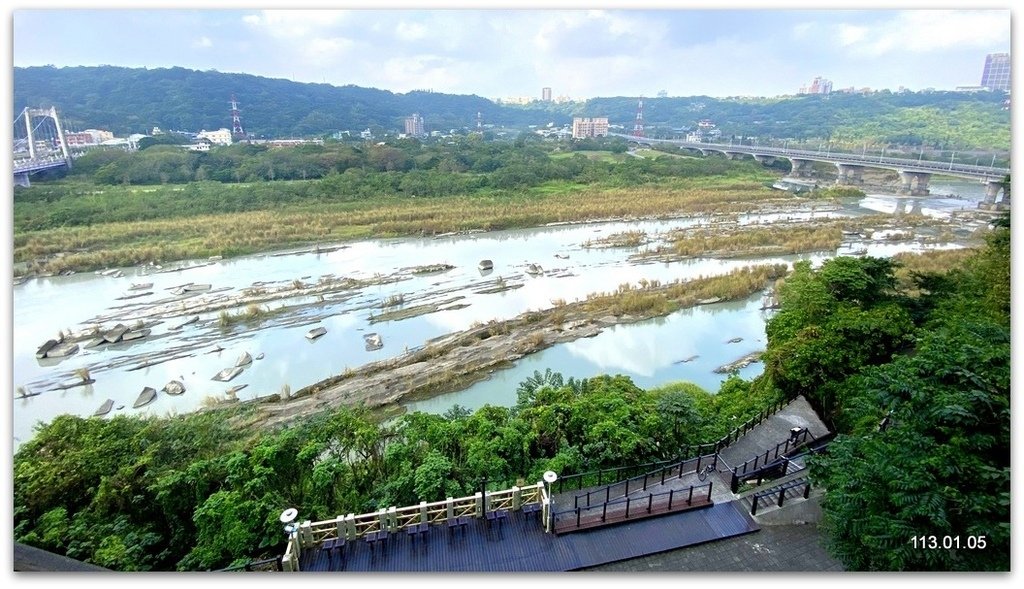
[192,36,213,49]
[379,54,460,93]
[837,24,867,46]
[305,37,354,61]
[242,10,349,39]
[791,22,813,39]
[396,21,427,42]
[837,10,1009,57]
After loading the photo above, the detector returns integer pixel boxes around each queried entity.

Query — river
[12,177,989,448]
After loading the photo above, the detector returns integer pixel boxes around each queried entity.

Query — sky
[8,3,1013,100]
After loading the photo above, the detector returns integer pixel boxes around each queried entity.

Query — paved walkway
[717,395,830,471]
[299,502,759,572]
[584,523,844,572]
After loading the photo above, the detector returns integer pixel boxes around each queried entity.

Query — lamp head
[279,508,298,524]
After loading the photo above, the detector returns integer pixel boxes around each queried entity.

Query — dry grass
[582,230,647,248]
[892,247,977,292]
[16,180,788,274]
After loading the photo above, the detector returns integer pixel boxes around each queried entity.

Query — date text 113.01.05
[910,535,987,550]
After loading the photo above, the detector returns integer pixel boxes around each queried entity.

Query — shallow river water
[12,178,989,447]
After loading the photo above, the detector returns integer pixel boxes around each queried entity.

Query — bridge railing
[750,478,812,516]
[614,134,1010,178]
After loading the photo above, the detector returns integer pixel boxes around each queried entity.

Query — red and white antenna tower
[632,96,645,138]
[230,94,245,137]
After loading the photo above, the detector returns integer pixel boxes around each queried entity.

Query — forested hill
[14,65,508,137]
[14,65,1010,149]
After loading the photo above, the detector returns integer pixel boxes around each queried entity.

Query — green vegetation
[810,186,866,199]
[758,218,1010,571]
[217,304,276,328]
[15,66,1009,151]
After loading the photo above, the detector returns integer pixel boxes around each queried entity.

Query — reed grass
[892,247,976,292]
[15,178,788,274]
[218,304,273,328]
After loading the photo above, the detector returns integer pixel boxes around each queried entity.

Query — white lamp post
[280,508,298,538]
[543,471,558,531]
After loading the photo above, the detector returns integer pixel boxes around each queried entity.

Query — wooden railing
[281,481,548,569]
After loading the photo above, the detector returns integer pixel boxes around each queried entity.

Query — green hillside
[14,65,1010,150]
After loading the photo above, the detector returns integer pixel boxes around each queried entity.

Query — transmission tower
[476,111,482,130]
[632,96,645,138]
[229,94,245,138]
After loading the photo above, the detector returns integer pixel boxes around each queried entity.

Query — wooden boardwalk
[298,501,759,572]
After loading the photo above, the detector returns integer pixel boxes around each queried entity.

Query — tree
[811,318,1010,570]
[810,219,1010,571]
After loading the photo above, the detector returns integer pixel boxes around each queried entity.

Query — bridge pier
[898,171,930,196]
[753,154,775,165]
[787,158,815,178]
[724,152,743,160]
[14,172,31,188]
[979,180,1010,210]
[834,164,864,186]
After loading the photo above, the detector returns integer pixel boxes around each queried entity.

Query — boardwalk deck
[298,501,759,572]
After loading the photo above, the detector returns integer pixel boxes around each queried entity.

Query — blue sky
[10,6,1013,99]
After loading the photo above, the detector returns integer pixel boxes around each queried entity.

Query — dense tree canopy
[764,219,1011,571]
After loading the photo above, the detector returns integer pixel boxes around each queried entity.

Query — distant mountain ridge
[14,65,1010,149]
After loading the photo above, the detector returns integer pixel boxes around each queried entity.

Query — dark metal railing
[750,478,811,516]
[712,397,792,453]
[730,429,813,492]
[728,429,837,493]
[553,482,714,532]
[553,396,795,497]
[218,556,283,572]
[570,453,717,509]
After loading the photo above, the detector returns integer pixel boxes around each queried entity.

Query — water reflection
[405,293,772,415]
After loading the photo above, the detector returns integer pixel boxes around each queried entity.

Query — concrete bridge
[613,133,1011,209]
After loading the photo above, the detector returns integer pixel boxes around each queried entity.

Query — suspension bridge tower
[13,106,72,187]
[632,96,645,139]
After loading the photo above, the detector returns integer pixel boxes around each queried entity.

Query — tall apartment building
[981,53,1010,91]
[404,113,425,137]
[572,117,609,138]
[542,87,552,101]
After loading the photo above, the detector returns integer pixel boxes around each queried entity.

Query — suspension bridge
[13,106,73,187]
